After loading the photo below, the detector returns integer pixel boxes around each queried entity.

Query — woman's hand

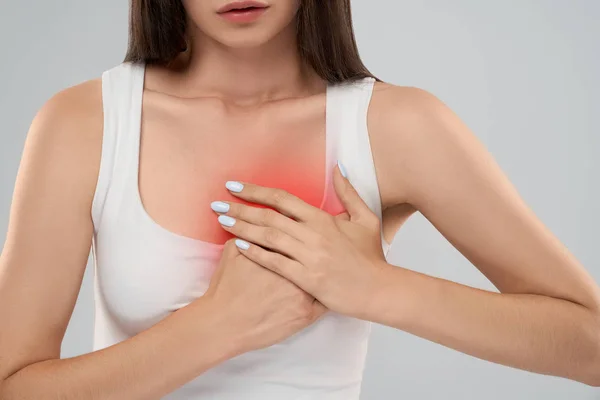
[203,238,327,354]
[210,163,390,319]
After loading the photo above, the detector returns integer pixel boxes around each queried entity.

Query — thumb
[333,160,372,222]
[210,238,237,283]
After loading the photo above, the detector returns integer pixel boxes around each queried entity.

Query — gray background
[1,1,599,398]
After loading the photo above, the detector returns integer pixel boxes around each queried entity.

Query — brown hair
[124,0,377,84]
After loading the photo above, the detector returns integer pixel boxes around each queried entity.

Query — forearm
[366,263,600,386]
[0,298,240,399]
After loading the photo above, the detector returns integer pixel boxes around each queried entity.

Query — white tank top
[91,61,391,399]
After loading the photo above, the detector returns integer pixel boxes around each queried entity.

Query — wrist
[353,260,394,320]
[359,261,415,328]
[177,295,247,362]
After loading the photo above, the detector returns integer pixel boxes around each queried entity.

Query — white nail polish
[337,160,348,178]
[218,215,236,227]
[211,201,230,213]
[226,181,244,192]
[235,239,250,250]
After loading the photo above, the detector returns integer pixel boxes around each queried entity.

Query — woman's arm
[366,85,600,385]
[0,83,236,399]
[2,299,238,400]
[368,262,600,385]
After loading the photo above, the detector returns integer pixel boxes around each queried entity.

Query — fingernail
[235,239,250,250]
[226,181,244,192]
[337,160,348,178]
[211,201,230,213]
[218,215,236,227]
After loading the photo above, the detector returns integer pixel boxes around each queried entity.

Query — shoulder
[367,81,477,206]
[369,81,453,144]
[32,77,103,143]
[23,77,104,206]
[29,77,103,168]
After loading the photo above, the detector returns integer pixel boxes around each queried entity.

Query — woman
[0,0,599,398]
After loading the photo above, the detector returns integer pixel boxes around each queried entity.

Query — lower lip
[218,7,268,23]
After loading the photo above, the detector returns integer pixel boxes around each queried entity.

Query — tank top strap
[92,61,145,233]
[329,77,391,255]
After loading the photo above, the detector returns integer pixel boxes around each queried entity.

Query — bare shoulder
[368,81,473,207]
[32,78,103,146]
[369,81,451,144]
[20,77,104,212]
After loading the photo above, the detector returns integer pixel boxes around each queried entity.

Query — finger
[224,181,323,223]
[234,238,309,290]
[210,200,317,245]
[217,215,304,261]
[332,161,376,224]
[209,239,237,284]
[333,211,350,221]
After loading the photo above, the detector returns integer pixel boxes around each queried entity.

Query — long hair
[123,0,377,84]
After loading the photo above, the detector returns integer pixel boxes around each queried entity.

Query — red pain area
[210,165,346,244]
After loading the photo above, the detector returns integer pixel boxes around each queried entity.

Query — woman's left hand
[212,163,390,319]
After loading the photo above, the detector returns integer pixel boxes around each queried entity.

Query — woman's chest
[138,96,332,244]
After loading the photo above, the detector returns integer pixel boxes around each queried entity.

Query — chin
[213,27,283,49]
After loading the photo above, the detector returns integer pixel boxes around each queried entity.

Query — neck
[171,23,321,105]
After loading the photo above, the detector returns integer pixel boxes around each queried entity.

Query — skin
[0,0,598,398]
[217,166,600,386]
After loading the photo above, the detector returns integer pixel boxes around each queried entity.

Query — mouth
[217,1,270,14]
